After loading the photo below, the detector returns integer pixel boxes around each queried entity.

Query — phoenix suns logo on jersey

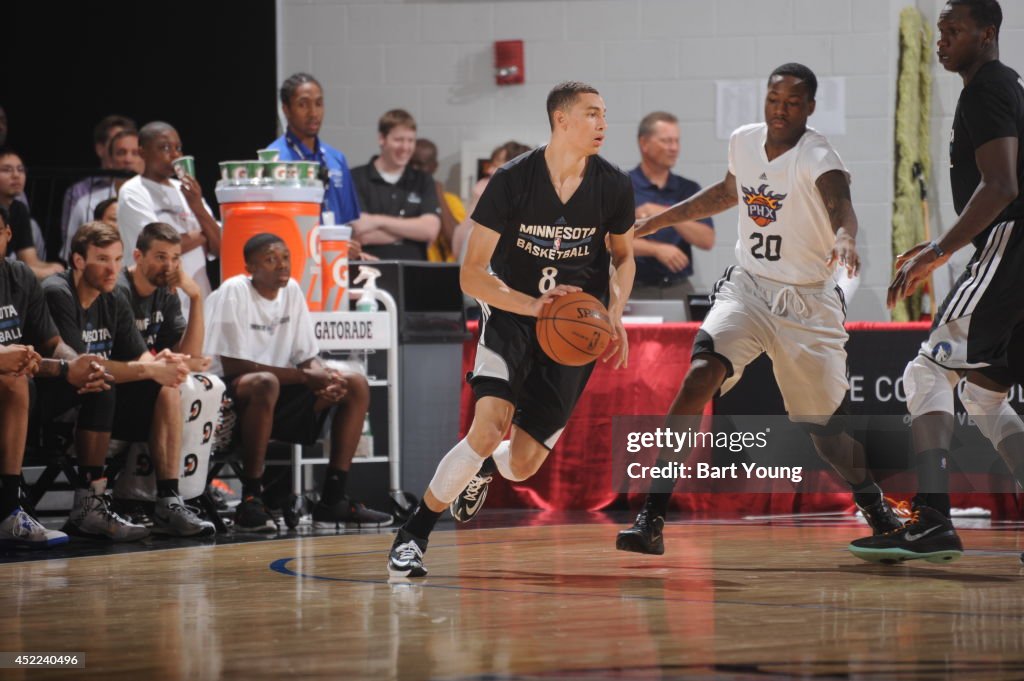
[742,184,787,227]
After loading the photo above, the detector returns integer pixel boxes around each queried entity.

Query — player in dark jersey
[0,206,112,548]
[112,222,217,537]
[851,0,1024,564]
[42,222,191,541]
[388,81,636,578]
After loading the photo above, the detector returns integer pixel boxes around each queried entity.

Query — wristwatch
[58,359,69,379]
[927,241,945,258]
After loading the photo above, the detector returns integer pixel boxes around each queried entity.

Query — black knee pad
[691,330,734,378]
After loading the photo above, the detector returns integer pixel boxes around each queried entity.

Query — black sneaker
[111,498,154,528]
[234,496,277,533]
[615,509,665,555]
[849,505,963,564]
[313,497,393,529]
[387,528,428,578]
[857,496,903,535]
[450,471,494,523]
[206,482,232,511]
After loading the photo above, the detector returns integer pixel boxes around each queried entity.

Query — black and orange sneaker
[615,509,665,555]
[856,496,903,535]
[849,505,963,564]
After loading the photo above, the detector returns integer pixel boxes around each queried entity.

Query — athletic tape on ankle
[428,439,486,504]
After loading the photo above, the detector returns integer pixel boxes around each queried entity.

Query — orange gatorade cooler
[320,225,352,311]
[215,185,326,310]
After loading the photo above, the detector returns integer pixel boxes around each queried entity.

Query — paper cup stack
[217,148,321,188]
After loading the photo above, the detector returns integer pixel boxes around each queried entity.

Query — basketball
[536,291,613,366]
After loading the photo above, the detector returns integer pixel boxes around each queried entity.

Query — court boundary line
[268,525,1024,621]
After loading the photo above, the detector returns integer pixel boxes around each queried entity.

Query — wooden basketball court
[3,515,1024,680]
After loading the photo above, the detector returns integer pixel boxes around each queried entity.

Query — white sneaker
[62,480,150,542]
[0,507,69,549]
[153,494,216,537]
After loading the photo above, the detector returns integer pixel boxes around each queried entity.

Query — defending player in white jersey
[616,63,902,556]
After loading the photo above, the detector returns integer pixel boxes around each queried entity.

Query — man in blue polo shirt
[630,112,715,303]
[267,73,361,226]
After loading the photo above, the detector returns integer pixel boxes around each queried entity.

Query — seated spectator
[112,222,217,537]
[351,110,441,261]
[0,206,112,548]
[629,112,714,301]
[453,141,531,263]
[410,138,465,263]
[62,129,143,261]
[267,73,361,226]
[93,198,118,228]
[118,122,221,315]
[42,222,190,541]
[59,115,136,251]
[470,141,532,208]
[0,149,64,279]
[204,233,391,532]
[0,110,46,255]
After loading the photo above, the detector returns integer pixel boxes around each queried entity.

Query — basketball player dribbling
[387,81,636,578]
[616,63,902,556]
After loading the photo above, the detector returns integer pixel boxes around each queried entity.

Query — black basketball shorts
[468,305,595,450]
[924,219,1024,385]
[112,380,163,442]
[225,381,331,446]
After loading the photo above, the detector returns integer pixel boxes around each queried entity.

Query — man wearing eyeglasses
[117,122,221,315]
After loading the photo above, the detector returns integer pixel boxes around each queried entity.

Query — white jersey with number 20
[728,123,849,285]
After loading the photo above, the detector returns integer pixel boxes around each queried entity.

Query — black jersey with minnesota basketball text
[470,147,634,299]
[0,259,58,347]
[116,270,186,353]
[42,271,148,360]
[950,60,1024,247]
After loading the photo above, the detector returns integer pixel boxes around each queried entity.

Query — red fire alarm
[495,40,524,85]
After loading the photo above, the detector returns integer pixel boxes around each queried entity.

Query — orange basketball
[536,292,613,366]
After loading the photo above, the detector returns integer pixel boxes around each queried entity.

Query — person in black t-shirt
[853,0,1024,564]
[350,109,442,261]
[388,82,636,578]
[0,206,112,548]
[42,221,191,542]
[0,149,64,279]
[112,222,216,537]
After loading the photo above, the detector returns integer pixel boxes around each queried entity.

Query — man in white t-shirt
[118,122,220,316]
[204,233,391,532]
[616,63,901,556]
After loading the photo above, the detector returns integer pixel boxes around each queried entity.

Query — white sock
[427,439,486,504]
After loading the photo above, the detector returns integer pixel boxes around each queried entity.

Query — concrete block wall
[279,0,918,320]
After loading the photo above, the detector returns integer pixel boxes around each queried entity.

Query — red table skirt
[458,321,1021,517]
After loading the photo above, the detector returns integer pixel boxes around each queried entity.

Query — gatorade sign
[310,311,392,350]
